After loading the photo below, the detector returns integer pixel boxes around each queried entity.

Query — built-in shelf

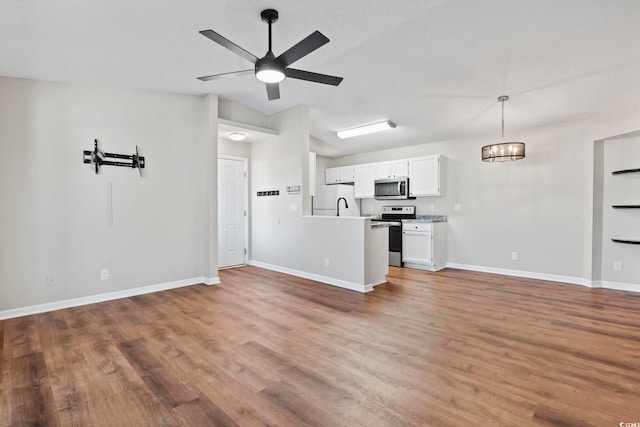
[611,239,640,245]
[610,169,640,244]
[612,168,640,175]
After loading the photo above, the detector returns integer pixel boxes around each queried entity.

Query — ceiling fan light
[337,120,397,139]
[256,68,285,83]
[255,54,286,83]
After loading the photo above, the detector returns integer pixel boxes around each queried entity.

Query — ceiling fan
[197,9,343,101]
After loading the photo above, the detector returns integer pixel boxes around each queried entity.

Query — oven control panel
[381,206,415,215]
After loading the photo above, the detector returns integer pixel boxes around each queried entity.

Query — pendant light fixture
[482,95,525,162]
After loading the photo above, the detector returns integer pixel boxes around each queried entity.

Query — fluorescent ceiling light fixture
[337,120,397,139]
[228,131,247,141]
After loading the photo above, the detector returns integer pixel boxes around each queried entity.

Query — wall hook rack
[83,139,145,176]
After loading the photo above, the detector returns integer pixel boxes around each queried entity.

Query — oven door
[388,225,403,267]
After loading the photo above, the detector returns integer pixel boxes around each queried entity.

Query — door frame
[218,155,249,266]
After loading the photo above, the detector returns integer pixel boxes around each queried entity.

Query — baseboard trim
[249,260,373,293]
[0,276,209,320]
[205,276,221,286]
[592,280,640,293]
[445,262,640,293]
[445,262,592,287]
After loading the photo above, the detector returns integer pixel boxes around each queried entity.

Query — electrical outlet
[613,261,623,271]
[511,252,519,261]
[429,204,435,212]
[453,203,462,212]
[100,269,109,280]
[324,258,330,267]
[46,275,56,287]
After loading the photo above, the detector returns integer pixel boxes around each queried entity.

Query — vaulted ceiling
[2,0,639,156]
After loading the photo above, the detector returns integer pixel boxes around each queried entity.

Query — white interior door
[218,157,247,268]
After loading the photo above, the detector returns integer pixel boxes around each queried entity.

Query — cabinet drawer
[402,222,433,232]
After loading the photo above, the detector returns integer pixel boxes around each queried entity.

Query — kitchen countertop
[363,215,448,223]
[406,215,448,223]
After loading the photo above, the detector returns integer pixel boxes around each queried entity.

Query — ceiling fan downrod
[260,9,279,53]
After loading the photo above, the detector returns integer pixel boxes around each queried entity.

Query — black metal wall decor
[83,139,145,176]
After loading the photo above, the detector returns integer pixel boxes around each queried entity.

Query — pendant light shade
[482,142,525,162]
[482,95,525,162]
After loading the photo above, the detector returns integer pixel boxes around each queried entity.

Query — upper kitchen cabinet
[375,160,409,179]
[409,155,442,197]
[325,165,355,184]
[354,164,376,198]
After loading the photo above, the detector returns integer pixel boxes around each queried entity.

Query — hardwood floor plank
[2,352,59,426]
[1,265,640,425]
[117,338,200,409]
[2,316,41,358]
[172,396,238,427]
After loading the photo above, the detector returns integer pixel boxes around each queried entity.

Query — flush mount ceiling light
[228,131,247,141]
[482,95,525,162]
[337,120,397,139]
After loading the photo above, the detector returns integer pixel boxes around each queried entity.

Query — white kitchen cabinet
[408,155,441,197]
[375,160,409,179]
[339,165,355,183]
[325,167,340,184]
[325,165,355,184]
[354,164,376,198]
[402,221,447,271]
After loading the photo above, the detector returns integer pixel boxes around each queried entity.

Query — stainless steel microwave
[374,177,412,199]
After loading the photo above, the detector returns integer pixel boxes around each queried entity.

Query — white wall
[218,98,270,128]
[328,105,640,287]
[250,105,309,267]
[218,138,251,159]
[0,77,219,313]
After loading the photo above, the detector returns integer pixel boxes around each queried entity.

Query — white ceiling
[2,0,640,156]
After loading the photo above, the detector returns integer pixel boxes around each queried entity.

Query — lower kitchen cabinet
[402,221,447,271]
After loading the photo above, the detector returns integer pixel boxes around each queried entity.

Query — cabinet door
[402,231,433,265]
[354,164,376,198]
[374,162,392,179]
[325,167,340,184]
[391,160,409,177]
[339,165,355,183]
[408,155,440,196]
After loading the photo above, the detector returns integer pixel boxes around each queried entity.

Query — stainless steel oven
[371,206,416,267]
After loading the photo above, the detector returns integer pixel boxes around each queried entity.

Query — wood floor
[1,266,640,426]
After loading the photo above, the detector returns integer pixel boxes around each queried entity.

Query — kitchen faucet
[337,197,348,216]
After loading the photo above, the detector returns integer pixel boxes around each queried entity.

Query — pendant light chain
[501,98,505,141]
[498,95,509,142]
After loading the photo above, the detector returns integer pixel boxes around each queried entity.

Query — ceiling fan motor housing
[255,51,286,83]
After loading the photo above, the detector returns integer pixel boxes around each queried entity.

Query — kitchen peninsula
[296,216,389,292]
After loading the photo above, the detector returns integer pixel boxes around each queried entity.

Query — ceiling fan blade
[197,69,254,82]
[266,83,280,101]
[277,31,329,67]
[199,29,259,64]
[285,68,343,86]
